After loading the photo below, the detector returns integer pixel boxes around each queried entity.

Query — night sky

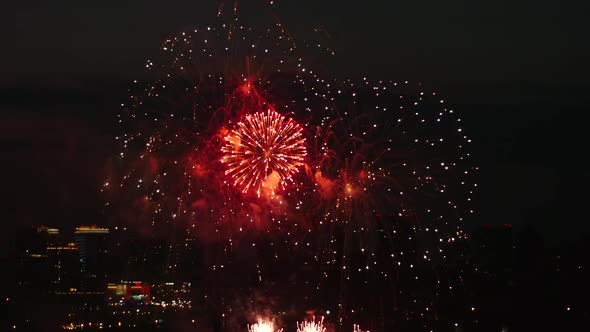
[2,0,590,253]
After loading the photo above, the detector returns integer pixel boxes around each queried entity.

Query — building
[47,241,80,292]
[106,281,150,304]
[15,226,60,289]
[74,226,109,291]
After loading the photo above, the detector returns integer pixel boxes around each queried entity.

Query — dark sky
[2,0,590,252]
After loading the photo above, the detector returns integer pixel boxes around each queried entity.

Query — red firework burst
[220,108,307,196]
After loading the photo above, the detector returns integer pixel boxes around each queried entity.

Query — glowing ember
[221,108,307,196]
[297,317,326,332]
[248,318,282,332]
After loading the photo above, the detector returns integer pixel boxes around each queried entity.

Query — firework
[107,2,476,329]
[248,318,282,332]
[297,317,326,332]
[221,108,307,196]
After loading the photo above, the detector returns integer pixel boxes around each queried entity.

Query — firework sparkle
[221,108,307,196]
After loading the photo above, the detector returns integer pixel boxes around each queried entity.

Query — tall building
[15,226,60,289]
[16,226,55,289]
[46,240,80,292]
[74,226,109,291]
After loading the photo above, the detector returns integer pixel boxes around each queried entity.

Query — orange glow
[240,82,253,94]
